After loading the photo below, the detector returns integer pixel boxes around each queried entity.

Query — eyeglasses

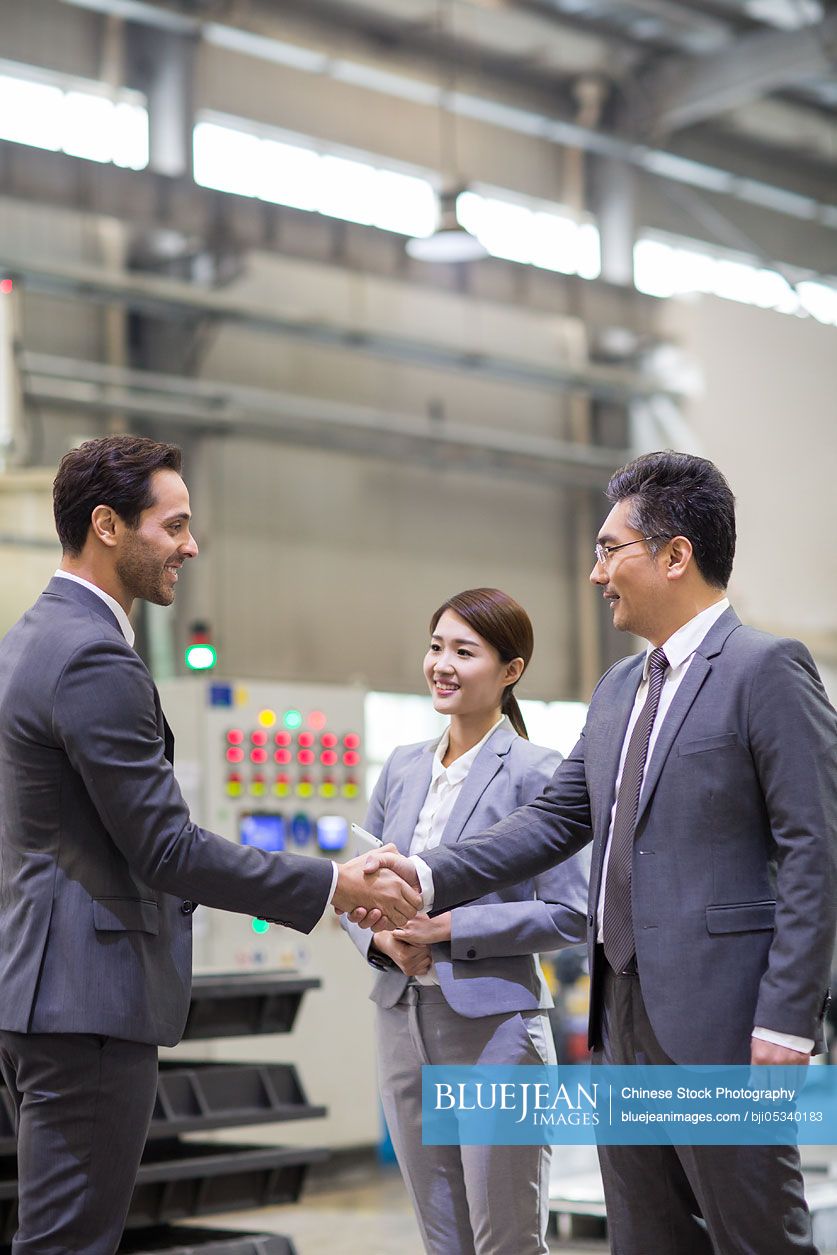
[594,535,666,566]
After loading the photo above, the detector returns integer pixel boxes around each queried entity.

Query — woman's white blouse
[408,717,504,986]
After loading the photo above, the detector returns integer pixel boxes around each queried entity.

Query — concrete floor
[182,1149,837,1255]
[183,1157,608,1255]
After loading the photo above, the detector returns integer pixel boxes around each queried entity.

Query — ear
[504,657,525,686]
[90,504,119,549]
[665,534,693,582]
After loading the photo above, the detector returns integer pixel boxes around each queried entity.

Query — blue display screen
[291,813,313,846]
[240,813,286,852]
[317,815,349,851]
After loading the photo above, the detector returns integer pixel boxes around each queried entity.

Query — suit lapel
[391,744,435,854]
[634,606,741,828]
[152,684,175,765]
[634,654,712,828]
[594,656,644,843]
[441,724,513,845]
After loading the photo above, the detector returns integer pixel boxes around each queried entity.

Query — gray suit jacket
[0,578,333,1046]
[421,609,837,1063]
[344,719,589,1016]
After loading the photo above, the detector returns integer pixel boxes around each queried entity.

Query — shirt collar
[54,570,135,647]
[643,597,729,679]
[432,715,506,788]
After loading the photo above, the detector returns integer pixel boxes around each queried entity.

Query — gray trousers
[376,985,554,1255]
[0,1030,159,1255]
[592,959,817,1255]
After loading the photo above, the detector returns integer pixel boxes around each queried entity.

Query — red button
[250,748,268,764]
[226,747,244,763]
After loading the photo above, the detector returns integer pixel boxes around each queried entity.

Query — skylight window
[0,61,148,169]
[194,115,437,238]
[192,114,599,280]
[457,189,601,279]
[634,235,837,328]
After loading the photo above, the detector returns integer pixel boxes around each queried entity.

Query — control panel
[157,678,378,1148]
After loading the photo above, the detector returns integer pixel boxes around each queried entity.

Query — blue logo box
[422,1065,837,1146]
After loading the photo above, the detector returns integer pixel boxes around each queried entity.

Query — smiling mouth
[434,681,460,694]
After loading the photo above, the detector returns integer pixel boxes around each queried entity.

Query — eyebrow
[431,633,481,648]
[596,532,618,546]
[163,512,191,524]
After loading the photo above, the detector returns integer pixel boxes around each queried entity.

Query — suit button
[467,948,477,959]
[180,900,195,915]
[587,914,594,926]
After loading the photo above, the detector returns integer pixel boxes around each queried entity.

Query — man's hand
[393,911,451,945]
[362,849,421,892]
[750,1037,811,1066]
[332,849,421,928]
[373,931,432,978]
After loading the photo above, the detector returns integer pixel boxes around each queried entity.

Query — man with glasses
[366,450,837,1253]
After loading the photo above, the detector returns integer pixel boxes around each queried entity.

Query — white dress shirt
[415,600,812,1054]
[52,570,338,910]
[410,717,503,986]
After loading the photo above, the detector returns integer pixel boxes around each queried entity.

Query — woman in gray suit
[344,587,589,1255]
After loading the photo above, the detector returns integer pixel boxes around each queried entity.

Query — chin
[148,588,175,608]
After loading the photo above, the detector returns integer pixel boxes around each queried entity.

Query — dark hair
[53,435,183,555]
[606,450,736,589]
[429,588,534,739]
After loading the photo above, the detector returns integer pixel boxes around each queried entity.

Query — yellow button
[250,781,266,797]
[342,782,359,799]
[319,782,337,799]
[273,782,290,798]
[226,781,242,798]
[297,781,314,798]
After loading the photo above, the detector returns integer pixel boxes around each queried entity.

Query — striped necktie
[602,646,669,973]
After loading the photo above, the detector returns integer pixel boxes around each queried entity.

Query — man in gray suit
[0,435,419,1254]
[365,451,837,1254]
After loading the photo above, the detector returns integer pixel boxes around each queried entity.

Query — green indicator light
[251,918,270,935]
[185,643,217,672]
[283,708,303,730]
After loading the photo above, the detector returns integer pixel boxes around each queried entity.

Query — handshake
[331,845,422,931]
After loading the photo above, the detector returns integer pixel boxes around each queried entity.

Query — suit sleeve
[449,750,589,960]
[52,637,333,933]
[423,730,594,913]
[749,639,837,1039]
[340,751,394,961]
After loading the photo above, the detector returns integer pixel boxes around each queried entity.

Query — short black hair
[606,450,736,589]
[53,435,183,556]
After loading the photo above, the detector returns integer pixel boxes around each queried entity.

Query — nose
[182,531,199,559]
[590,556,606,585]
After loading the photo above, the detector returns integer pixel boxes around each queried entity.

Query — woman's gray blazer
[344,718,589,1016]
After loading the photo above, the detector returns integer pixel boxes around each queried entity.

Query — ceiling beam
[55,0,837,229]
[2,253,672,401]
[21,352,630,486]
[632,10,837,135]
